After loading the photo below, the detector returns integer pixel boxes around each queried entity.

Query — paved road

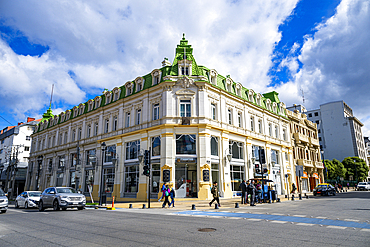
[1,191,369,246]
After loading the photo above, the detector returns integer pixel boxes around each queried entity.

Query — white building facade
[27,36,295,202]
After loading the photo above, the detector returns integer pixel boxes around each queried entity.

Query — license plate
[73,202,78,205]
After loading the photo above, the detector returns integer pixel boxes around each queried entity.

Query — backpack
[165,190,169,197]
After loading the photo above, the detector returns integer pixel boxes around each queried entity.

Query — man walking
[239,180,247,204]
[247,180,256,206]
[209,181,220,207]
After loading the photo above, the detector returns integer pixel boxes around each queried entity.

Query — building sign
[203,169,210,182]
[163,169,170,183]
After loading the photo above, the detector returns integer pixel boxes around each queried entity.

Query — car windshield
[29,192,41,197]
[358,182,366,185]
[56,188,77,193]
[0,189,5,196]
[316,185,328,189]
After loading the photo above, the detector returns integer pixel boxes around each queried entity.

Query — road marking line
[293,215,306,217]
[360,229,370,232]
[191,215,206,217]
[316,216,327,219]
[207,216,223,218]
[247,218,262,221]
[327,226,347,230]
[296,223,315,226]
[344,219,360,222]
[8,209,27,214]
[270,220,287,224]
[272,213,284,216]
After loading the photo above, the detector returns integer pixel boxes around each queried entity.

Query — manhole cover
[198,228,216,232]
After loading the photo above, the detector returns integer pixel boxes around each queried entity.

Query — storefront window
[210,136,218,156]
[84,169,94,193]
[176,134,196,155]
[58,155,65,168]
[151,164,160,193]
[126,141,140,160]
[231,165,244,191]
[69,171,76,189]
[56,173,63,186]
[86,149,96,166]
[71,153,77,167]
[211,163,219,185]
[271,150,279,164]
[103,168,115,193]
[124,165,139,193]
[105,145,116,163]
[152,136,161,157]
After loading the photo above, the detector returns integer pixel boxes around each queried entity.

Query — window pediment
[175,89,195,96]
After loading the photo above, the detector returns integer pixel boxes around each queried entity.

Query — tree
[342,157,369,182]
[325,159,346,180]
[324,160,335,180]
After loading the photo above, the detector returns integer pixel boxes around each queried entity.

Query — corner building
[27,36,294,202]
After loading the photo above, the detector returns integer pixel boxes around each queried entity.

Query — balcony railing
[293,133,309,143]
[309,137,320,146]
[297,159,314,167]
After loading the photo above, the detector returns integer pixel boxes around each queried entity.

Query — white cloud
[274,0,370,136]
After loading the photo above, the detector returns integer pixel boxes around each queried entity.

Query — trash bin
[271,190,276,201]
[102,194,107,205]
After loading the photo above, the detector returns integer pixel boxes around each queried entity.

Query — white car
[0,188,8,213]
[357,182,370,191]
[15,191,42,209]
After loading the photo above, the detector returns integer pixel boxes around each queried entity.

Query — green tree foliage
[342,157,369,182]
[325,159,346,180]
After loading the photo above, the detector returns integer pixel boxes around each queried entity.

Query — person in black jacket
[239,180,247,204]
[169,187,175,207]
[247,180,256,206]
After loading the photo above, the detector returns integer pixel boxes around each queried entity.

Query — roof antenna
[49,84,54,108]
[301,88,305,104]
[184,33,186,76]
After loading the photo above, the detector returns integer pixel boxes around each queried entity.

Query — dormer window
[256,94,262,106]
[94,96,101,109]
[235,83,242,96]
[66,110,71,120]
[266,99,271,111]
[79,103,85,115]
[225,77,233,92]
[105,91,112,105]
[61,112,65,122]
[73,106,78,118]
[135,77,144,92]
[178,59,192,76]
[125,82,133,96]
[248,90,255,103]
[113,87,121,101]
[209,69,218,85]
[151,70,162,86]
[272,103,277,113]
[88,100,94,111]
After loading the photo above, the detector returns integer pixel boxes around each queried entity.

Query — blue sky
[0,0,369,136]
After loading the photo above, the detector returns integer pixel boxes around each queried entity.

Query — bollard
[292,195,295,201]
[346,189,347,192]
[129,204,133,208]
[277,198,280,203]
[215,204,219,209]
[269,199,272,204]
[306,195,309,199]
[299,194,302,200]
[235,203,239,208]
[285,195,287,198]
[142,204,146,209]
[191,204,196,210]
[304,193,307,197]
[112,196,115,208]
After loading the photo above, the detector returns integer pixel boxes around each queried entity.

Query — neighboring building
[364,137,370,181]
[305,101,367,167]
[286,107,324,192]
[0,117,40,197]
[27,35,294,202]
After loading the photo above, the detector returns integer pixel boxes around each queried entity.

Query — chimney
[18,122,24,126]
[27,117,35,123]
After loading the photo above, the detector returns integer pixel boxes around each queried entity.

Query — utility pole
[10,145,23,199]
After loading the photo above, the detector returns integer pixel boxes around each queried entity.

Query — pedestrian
[246,181,250,203]
[169,187,175,207]
[158,182,167,202]
[209,181,220,207]
[239,180,247,204]
[247,180,256,206]
[335,183,339,193]
[347,182,349,190]
[291,183,297,194]
[256,183,262,203]
[162,185,171,208]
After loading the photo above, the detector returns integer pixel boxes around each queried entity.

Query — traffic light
[143,165,150,176]
[142,150,150,176]
[263,167,268,174]
[255,164,261,173]
[259,148,266,164]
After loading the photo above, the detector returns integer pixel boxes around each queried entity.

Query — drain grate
[198,228,216,232]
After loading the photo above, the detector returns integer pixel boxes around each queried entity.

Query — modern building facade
[364,137,370,181]
[27,35,295,202]
[0,117,40,198]
[286,107,324,192]
[306,101,367,167]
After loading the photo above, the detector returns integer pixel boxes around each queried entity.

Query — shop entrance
[175,163,197,198]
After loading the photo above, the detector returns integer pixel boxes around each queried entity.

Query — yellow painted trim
[141,137,148,141]
[117,143,122,146]
[198,133,210,137]
[161,133,173,137]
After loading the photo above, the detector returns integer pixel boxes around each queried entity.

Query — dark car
[39,187,86,211]
[313,183,336,196]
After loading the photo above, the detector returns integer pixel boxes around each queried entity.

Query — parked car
[357,182,370,191]
[313,183,336,196]
[0,188,8,213]
[39,187,86,211]
[15,191,42,209]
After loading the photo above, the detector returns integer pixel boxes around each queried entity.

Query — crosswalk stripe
[296,223,315,226]
[270,220,287,224]
[327,226,347,230]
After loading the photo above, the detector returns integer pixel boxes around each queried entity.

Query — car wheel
[25,202,28,209]
[15,201,19,208]
[53,200,60,211]
[77,207,84,210]
[62,207,67,211]
[333,192,336,196]
[39,201,45,212]
[1,210,6,213]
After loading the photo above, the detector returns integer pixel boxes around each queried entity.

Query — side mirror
[5,193,8,197]
[50,191,55,194]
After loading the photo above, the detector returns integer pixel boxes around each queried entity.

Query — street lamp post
[138,148,151,208]
[99,142,106,206]
[321,150,326,182]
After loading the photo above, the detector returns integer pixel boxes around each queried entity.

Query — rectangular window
[211,103,216,120]
[153,103,159,120]
[26,136,31,141]
[229,140,243,159]
[94,123,98,136]
[258,120,262,133]
[275,126,278,138]
[86,149,96,166]
[231,165,244,192]
[269,124,272,136]
[105,119,109,133]
[24,146,30,151]
[124,165,139,193]
[314,112,319,116]
[87,125,91,138]
[152,136,161,156]
[136,109,141,125]
[238,113,242,127]
[78,128,82,140]
[271,150,279,165]
[283,129,287,141]
[210,136,218,156]
[113,116,118,131]
[228,109,232,125]
[180,100,191,117]
[71,153,77,167]
[84,170,94,193]
[64,132,68,144]
[308,113,312,117]
[104,145,116,163]
[125,113,130,128]
[176,134,196,155]
[125,140,140,160]
[250,117,254,131]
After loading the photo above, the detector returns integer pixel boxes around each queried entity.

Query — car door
[42,188,51,206]
[21,192,27,207]
[48,188,57,205]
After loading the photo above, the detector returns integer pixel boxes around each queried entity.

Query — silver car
[39,187,86,211]
[0,188,8,213]
[15,191,42,209]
